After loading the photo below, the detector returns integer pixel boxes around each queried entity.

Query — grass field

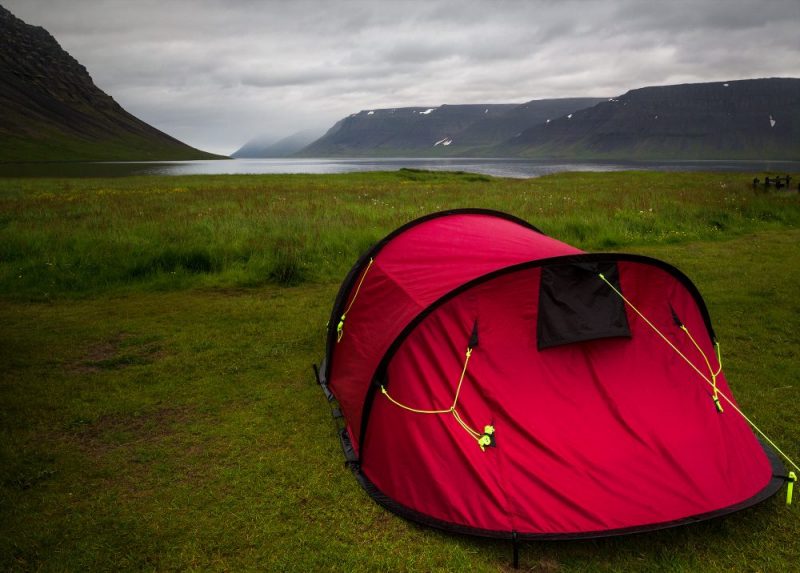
[1,170,799,571]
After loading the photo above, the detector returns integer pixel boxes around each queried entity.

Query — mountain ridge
[292,78,799,160]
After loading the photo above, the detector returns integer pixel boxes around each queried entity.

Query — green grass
[1,170,799,571]
[1,170,800,300]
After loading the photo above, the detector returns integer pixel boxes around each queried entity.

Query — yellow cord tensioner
[680,324,724,412]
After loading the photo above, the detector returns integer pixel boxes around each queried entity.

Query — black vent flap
[537,261,631,350]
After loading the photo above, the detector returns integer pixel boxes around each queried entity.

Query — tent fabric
[320,209,785,539]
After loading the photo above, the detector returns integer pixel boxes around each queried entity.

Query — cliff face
[500,78,800,160]
[0,5,221,162]
[296,99,605,157]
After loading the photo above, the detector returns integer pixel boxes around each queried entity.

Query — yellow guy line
[337,257,374,342]
[598,273,799,475]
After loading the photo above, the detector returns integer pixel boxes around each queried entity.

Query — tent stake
[512,532,519,569]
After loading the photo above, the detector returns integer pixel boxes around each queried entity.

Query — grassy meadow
[1,170,799,571]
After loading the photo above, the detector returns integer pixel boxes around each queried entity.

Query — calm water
[1,157,799,178]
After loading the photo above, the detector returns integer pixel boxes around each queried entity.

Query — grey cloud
[3,0,799,155]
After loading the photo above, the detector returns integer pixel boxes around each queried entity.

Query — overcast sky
[5,0,799,155]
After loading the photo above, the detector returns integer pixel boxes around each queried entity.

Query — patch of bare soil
[71,332,164,373]
[67,406,193,455]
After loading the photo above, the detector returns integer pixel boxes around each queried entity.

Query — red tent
[315,209,786,542]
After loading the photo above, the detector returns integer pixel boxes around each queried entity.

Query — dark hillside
[0,5,222,162]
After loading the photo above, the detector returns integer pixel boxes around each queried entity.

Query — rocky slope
[0,5,221,162]
[499,78,800,160]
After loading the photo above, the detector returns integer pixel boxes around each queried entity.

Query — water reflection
[1,157,798,179]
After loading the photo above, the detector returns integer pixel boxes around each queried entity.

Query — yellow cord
[452,409,482,439]
[380,346,495,451]
[451,348,472,409]
[337,257,374,343]
[381,386,451,415]
[598,273,799,475]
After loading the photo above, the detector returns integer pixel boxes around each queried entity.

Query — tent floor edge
[338,427,359,468]
[340,441,786,541]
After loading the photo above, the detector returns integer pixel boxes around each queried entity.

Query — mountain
[297,99,604,157]
[232,128,323,158]
[0,5,222,162]
[499,78,800,160]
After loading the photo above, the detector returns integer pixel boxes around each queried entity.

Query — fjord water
[1,158,799,178]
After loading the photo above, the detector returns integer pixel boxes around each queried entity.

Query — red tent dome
[316,209,785,540]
